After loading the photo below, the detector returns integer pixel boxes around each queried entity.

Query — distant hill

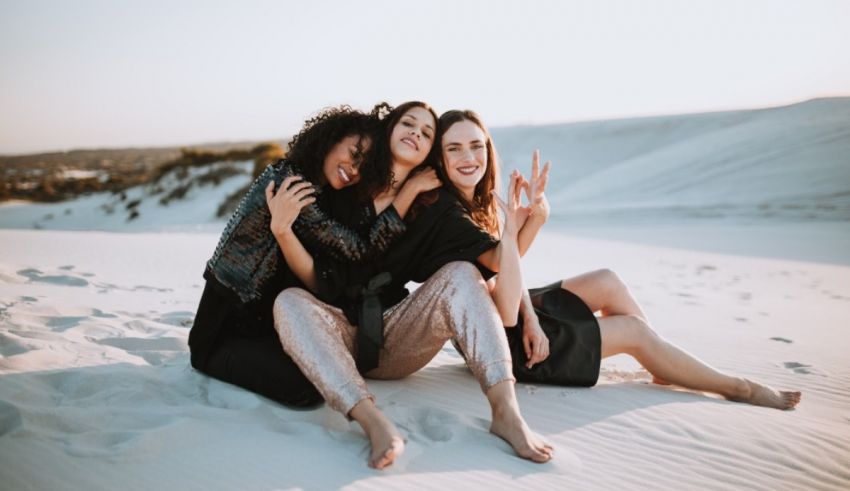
[1,98,848,232]
[491,97,850,224]
[0,139,285,203]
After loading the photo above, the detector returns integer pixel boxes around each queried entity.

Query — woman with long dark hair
[437,109,801,410]
[189,104,440,407]
[271,101,555,469]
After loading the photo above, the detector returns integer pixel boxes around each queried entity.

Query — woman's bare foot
[652,375,671,385]
[368,428,405,470]
[728,378,801,410]
[350,399,406,470]
[490,403,553,463]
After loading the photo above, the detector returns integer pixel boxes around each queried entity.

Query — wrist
[272,225,295,239]
[396,183,417,201]
[529,212,548,224]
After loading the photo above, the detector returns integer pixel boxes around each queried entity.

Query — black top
[205,159,406,305]
[189,160,407,367]
[313,188,499,324]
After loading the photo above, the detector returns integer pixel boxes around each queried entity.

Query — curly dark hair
[285,104,389,200]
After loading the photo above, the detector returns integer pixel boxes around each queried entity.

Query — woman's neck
[462,188,475,203]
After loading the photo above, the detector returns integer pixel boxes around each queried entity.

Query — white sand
[1,228,848,490]
[2,99,848,488]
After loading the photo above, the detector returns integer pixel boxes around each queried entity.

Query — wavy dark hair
[359,101,441,199]
[437,109,501,237]
[286,104,389,200]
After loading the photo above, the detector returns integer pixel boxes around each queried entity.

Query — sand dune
[1,100,849,488]
[494,98,850,221]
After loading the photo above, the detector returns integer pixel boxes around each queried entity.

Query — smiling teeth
[339,167,350,183]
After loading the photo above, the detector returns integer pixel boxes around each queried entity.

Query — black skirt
[507,282,601,387]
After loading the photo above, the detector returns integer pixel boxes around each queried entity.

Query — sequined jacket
[204,159,407,305]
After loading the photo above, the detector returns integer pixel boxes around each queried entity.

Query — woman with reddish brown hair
[437,109,801,411]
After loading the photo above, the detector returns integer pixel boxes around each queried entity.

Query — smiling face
[389,106,436,169]
[321,134,371,190]
[441,120,488,201]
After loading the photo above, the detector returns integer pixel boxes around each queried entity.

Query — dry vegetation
[0,141,284,203]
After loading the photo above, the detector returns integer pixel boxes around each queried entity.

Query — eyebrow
[402,114,435,132]
[444,139,484,145]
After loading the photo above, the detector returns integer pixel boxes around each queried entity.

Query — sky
[1,0,848,155]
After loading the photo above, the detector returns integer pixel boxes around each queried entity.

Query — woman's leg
[203,332,322,407]
[273,287,403,469]
[373,262,553,462]
[599,315,801,409]
[560,268,647,320]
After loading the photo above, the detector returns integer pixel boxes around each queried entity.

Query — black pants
[190,281,323,408]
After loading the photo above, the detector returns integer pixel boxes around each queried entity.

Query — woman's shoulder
[430,188,467,214]
[274,158,306,178]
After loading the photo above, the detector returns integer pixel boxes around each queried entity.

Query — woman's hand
[522,310,550,369]
[402,167,442,195]
[493,171,530,238]
[522,150,551,223]
[265,176,315,237]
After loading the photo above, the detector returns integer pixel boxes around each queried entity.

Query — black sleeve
[278,161,407,263]
[412,193,499,283]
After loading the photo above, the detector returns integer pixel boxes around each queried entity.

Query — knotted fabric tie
[356,272,392,373]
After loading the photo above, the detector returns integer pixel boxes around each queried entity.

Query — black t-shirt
[314,188,498,324]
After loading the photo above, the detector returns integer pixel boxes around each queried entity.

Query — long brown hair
[437,110,501,237]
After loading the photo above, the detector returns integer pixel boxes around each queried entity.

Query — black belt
[355,272,391,373]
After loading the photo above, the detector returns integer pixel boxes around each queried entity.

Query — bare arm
[273,229,317,291]
[266,178,320,290]
[488,171,527,326]
[381,167,442,217]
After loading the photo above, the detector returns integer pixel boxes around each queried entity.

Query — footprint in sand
[132,285,173,293]
[95,337,186,365]
[738,292,752,301]
[154,311,195,327]
[46,316,88,332]
[92,308,118,319]
[18,296,38,303]
[0,333,31,357]
[783,362,812,374]
[17,268,88,287]
[734,317,748,323]
[770,337,793,344]
[402,407,460,443]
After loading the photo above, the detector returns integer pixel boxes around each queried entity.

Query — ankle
[728,377,751,399]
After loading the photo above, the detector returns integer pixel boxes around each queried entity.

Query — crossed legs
[561,269,801,409]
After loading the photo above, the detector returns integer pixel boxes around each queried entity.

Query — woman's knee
[274,287,311,308]
[272,287,312,333]
[595,268,627,292]
[624,315,658,355]
[435,261,485,288]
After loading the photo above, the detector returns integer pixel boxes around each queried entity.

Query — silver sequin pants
[273,261,515,416]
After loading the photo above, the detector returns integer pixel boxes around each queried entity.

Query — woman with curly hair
[272,101,554,469]
[437,109,801,410]
[189,104,440,407]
